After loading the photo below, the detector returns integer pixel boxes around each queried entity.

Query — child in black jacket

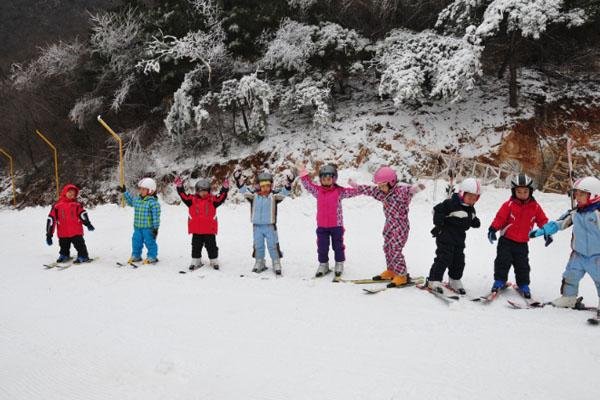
[427,178,481,294]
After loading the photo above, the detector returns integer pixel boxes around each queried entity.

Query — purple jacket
[301,175,359,227]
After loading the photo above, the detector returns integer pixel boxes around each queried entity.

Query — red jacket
[490,197,548,243]
[178,187,228,235]
[47,184,88,238]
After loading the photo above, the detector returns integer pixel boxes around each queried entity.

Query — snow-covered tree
[436,0,588,107]
[280,77,331,126]
[261,19,318,74]
[10,40,85,90]
[165,69,201,145]
[376,29,482,106]
[69,95,105,129]
[137,0,227,83]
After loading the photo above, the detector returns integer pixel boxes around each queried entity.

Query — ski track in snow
[1,180,599,400]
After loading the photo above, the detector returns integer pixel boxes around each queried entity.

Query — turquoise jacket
[556,203,600,257]
[239,186,290,225]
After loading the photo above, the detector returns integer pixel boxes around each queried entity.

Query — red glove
[174,176,183,188]
[222,179,230,189]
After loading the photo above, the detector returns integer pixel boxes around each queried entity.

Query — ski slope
[1,179,599,400]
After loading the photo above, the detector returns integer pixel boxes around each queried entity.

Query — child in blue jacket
[234,170,293,275]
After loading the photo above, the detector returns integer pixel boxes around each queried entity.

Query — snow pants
[192,234,218,260]
[428,238,465,281]
[132,228,158,259]
[561,251,600,297]
[316,226,345,263]
[253,224,281,261]
[494,237,530,287]
[383,225,409,275]
[59,235,88,258]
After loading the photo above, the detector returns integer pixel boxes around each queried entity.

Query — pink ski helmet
[373,166,398,186]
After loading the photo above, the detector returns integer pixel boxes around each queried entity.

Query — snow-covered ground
[1,178,599,400]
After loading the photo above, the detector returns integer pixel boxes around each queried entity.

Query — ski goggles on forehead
[259,180,272,187]
[320,173,335,178]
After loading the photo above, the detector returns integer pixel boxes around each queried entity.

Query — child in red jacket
[175,176,228,270]
[46,184,94,264]
[487,174,548,298]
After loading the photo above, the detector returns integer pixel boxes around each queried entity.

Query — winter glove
[117,185,127,193]
[46,235,53,246]
[222,179,229,189]
[174,176,184,188]
[285,172,295,190]
[430,226,442,238]
[529,221,559,238]
[152,228,158,239]
[347,178,358,188]
[487,227,497,244]
[85,223,95,232]
[471,216,481,228]
[410,182,426,194]
[233,170,244,188]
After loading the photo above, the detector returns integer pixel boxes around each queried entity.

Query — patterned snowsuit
[356,184,414,275]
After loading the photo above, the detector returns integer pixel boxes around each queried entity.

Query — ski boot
[273,259,282,275]
[73,255,91,264]
[551,295,578,308]
[448,278,466,295]
[209,259,220,270]
[517,284,531,299]
[387,274,408,288]
[189,258,203,271]
[143,258,159,264]
[128,256,142,264]
[427,279,445,294]
[372,269,395,281]
[56,255,71,263]
[334,262,344,277]
[315,263,330,277]
[491,280,507,293]
[252,259,267,273]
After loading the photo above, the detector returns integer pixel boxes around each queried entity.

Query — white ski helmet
[459,177,481,198]
[573,176,600,204]
[510,173,534,197]
[138,177,157,194]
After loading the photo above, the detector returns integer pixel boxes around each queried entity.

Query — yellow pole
[35,129,60,199]
[0,148,16,207]
[97,115,125,207]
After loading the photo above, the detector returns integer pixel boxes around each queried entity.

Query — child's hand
[347,178,358,188]
[46,235,53,246]
[295,161,308,177]
[410,182,426,194]
[233,170,243,188]
[174,176,183,188]
[430,226,442,237]
[117,185,126,193]
[152,229,158,239]
[488,227,497,244]
[222,179,230,189]
[86,223,95,232]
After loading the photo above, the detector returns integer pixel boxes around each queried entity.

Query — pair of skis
[44,257,97,269]
[360,276,426,294]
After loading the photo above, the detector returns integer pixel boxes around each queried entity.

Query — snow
[1,179,599,399]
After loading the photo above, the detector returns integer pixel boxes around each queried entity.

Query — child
[348,166,425,287]
[487,174,548,298]
[299,162,360,278]
[234,170,293,275]
[530,176,600,309]
[427,178,481,294]
[174,176,229,270]
[118,178,161,264]
[46,184,94,263]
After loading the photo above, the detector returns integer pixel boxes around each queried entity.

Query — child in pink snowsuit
[299,163,360,278]
[349,166,424,287]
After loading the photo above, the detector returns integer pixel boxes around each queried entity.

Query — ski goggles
[319,173,335,178]
[258,180,272,187]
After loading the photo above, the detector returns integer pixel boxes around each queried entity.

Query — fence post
[0,148,16,207]
[35,129,60,199]
[97,115,125,207]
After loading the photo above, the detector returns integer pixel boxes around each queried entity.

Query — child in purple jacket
[349,166,425,287]
[299,162,360,278]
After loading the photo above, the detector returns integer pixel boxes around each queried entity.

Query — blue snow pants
[253,224,281,260]
[132,228,158,260]
[562,251,600,297]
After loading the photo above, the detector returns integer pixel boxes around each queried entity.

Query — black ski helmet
[319,164,338,179]
[510,173,534,197]
[195,178,211,192]
[257,172,273,183]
